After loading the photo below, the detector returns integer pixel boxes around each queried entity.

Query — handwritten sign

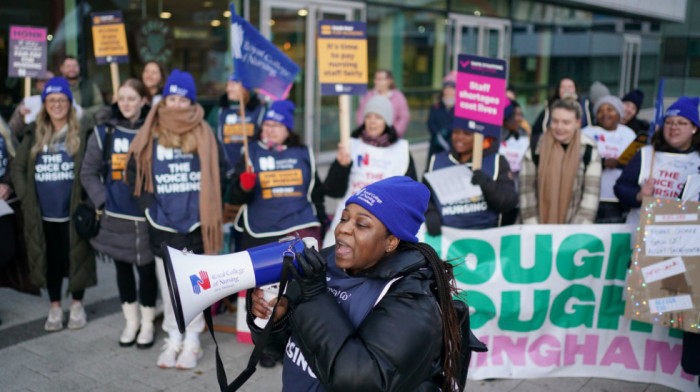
[8,25,47,78]
[317,20,367,96]
[91,11,129,64]
[453,54,509,138]
[624,197,700,333]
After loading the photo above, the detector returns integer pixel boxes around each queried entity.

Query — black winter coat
[248,247,445,391]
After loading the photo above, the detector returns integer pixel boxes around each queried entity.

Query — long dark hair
[397,241,463,392]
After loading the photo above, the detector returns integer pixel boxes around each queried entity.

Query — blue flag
[230,4,299,100]
[648,78,665,143]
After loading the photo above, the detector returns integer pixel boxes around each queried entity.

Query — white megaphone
[162,236,318,334]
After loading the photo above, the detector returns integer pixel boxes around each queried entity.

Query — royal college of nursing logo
[190,271,211,294]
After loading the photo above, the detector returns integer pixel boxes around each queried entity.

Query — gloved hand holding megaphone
[161,236,318,334]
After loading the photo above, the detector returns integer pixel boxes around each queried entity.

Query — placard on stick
[91,11,129,64]
[8,25,47,79]
[624,197,700,333]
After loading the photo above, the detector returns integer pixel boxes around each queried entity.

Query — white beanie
[363,95,393,126]
[594,95,624,119]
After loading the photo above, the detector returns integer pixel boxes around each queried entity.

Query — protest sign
[91,11,129,64]
[8,25,47,79]
[317,20,367,96]
[453,54,509,139]
[230,5,299,100]
[624,197,700,334]
[418,224,697,391]
[682,174,700,202]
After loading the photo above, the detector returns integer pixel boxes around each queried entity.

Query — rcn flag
[648,77,665,143]
[230,4,299,100]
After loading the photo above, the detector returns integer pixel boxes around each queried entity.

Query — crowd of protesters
[1,54,698,385]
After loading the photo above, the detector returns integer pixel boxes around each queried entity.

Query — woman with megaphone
[126,69,227,370]
[248,176,472,392]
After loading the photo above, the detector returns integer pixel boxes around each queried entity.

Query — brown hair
[142,61,168,101]
[375,69,396,90]
[120,78,148,99]
[550,98,583,120]
[31,104,80,159]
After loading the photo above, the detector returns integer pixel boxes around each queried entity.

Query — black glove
[289,247,328,301]
[424,209,442,236]
[471,169,491,187]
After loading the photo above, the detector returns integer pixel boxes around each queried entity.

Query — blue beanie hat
[227,73,240,82]
[41,77,73,103]
[345,176,429,243]
[664,96,700,128]
[264,100,295,131]
[163,69,197,102]
[622,89,644,111]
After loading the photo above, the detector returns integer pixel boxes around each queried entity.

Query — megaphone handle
[206,253,297,392]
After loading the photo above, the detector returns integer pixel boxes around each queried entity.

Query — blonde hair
[150,101,198,154]
[0,120,15,157]
[30,104,81,159]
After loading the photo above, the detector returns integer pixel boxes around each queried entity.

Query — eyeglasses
[46,98,69,106]
[664,120,692,128]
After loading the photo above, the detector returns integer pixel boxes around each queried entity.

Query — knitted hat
[664,96,700,128]
[589,81,610,104]
[503,99,520,120]
[594,95,624,119]
[264,100,295,131]
[227,73,240,82]
[442,71,457,88]
[41,77,73,103]
[363,95,393,126]
[345,176,429,243]
[622,89,644,111]
[163,69,197,102]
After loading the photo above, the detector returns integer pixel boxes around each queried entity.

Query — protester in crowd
[8,71,84,140]
[324,95,416,247]
[11,77,95,332]
[614,96,700,225]
[356,69,410,138]
[499,99,530,177]
[520,99,602,224]
[588,81,610,109]
[80,78,156,349]
[141,61,167,107]
[0,118,18,274]
[505,84,531,134]
[532,77,593,137]
[582,95,636,223]
[229,99,325,250]
[126,69,226,369]
[620,89,650,137]
[248,176,469,392]
[427,71,456,158]
[424,127,518,234]
[59,56,105,119]
[206,74,267,174]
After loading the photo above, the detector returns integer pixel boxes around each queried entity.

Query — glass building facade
[0,0,689,160]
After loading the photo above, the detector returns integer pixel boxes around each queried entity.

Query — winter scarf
[537,129,581,223]
[127,103,222,254]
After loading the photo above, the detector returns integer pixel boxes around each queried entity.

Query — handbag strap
[101,126,114,182]
[204,254,296,392]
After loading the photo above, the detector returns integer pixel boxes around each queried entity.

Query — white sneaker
[176,340,203,369]
[67,302,87,330]
[157,338,182,368]
[44,306,64,332]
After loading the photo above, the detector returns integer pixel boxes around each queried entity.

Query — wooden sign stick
[239,92,251,172]
[24,77,31,98]
[109,62,120,103]
[339,94,351,154]
[472,133,484,170]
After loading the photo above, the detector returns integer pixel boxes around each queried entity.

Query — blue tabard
[34,141,74,221]
[216,104,265,172]
[236,142,319,237]
[281,253,397,392]
[96,125,142,219]
[0,134,8,178]
[145,140,202,233]
[429,152,499,229]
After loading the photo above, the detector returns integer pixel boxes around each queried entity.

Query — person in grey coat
[80,79,156,348]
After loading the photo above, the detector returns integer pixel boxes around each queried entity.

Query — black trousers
[114,260,157,306]
[43,221,84,302]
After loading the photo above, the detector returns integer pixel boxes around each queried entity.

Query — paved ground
[0,260,682,391]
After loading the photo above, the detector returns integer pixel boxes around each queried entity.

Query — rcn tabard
[418,224,697,391]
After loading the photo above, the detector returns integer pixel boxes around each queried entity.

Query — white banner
[418,224,697,391]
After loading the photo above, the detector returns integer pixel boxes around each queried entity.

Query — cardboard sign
[624,197,700,333]
[91,11,129,64]
[317,20,368,96]
[453,54,509,139]
[8,25,47,78]
[230,5,299,100]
